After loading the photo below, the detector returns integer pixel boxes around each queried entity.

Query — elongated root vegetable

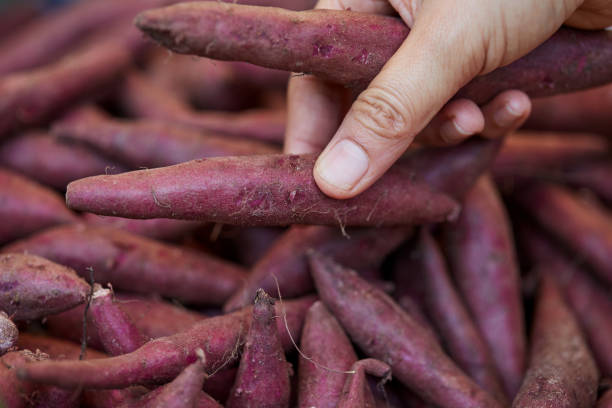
[0,311,18,355]
[17,296,314,389]
[66,153,458,226]
[0,131,126,189]
[559,160,612,204]
[297,301,357,408]
[512,275,598,407]
[515,182,612,286]
[394,229,508,403]
[444,175,526,396]
[308,251,503,408]
[337,359,391,408]
[66,138,500,227]
[82,214,203,241]
[0,168,77,245]
[519,225,612,377]
[226,290,291,408]
[2,224,246,306]
[0,253,89,321]
[52,112,279,169]
[16,333,107,361]
[135,3,612,99]
[119,72,286,143]
[492,130,610,182]
[0,23,144,138]
[90,285,146,356]
[224,225,409,311]
[1,350,47,408]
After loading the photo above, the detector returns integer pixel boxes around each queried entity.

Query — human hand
[285,0,612,199]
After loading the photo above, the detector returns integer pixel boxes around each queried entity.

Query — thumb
[313,4,486,199]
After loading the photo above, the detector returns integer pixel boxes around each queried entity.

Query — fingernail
[494,100,523,127]
[440,117,470,143]
[315,139,369,191]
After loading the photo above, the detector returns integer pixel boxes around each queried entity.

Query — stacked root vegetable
[0,0,611,407]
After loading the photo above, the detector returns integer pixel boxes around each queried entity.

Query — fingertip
[481,90,531,139]
[439,99,484,144]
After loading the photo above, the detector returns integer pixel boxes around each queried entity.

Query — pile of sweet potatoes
[1,0,611,407]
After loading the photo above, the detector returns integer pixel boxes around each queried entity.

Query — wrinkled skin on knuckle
[351,85,414,141]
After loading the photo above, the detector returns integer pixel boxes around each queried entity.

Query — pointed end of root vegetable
[134,4,207,56]
[0,312,18,355]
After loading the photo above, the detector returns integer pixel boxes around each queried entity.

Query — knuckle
[352,85,414,141]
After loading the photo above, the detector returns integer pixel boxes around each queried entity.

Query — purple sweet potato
[65,153,459,226]
[118,72,286,143]
[0,0,176,75]
[66,136,499,227]
[0,22,146,138]
[525,83,612,135]
[17,296,314,389]
[512,274,598,408]
[559,160,612,204]
[394,229,508,403]
[0,1,39,40]
[224,225,410,312]
[46,293,205,350]
[492,130,610,182]
[82,214,203,241]
[0,131,126,189]
[119,351,218,408]
[0,168,77,244]
[52,114,280,168]
[444,175,526,396]
[226,290,291,408]
[2,224,246,306]
[515,182,612,286]
[337,359,391,408]
[297,301,357,408]
[90,285,146,356]
[136,3,612,98]
[308,251,503,408]
[519,225,612,377]
[0,253,89,321]
[0,311,18,355]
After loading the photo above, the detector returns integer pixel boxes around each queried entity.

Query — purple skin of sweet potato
[524,83,612,136]
[17,295,315,389]
[512,275,599,408]
[118,72,287,143]
[224,225,410,312]
[65,153,459,227]
[0,0,176,76]
[90,285,147,356]
[297,301,357,408]
[519,225,612,377]
[52,114,280,169]
[0,168,77,244]
[227,290,291,408]
[0,311,18,355]
[492,130,610,182]
[308,251,503,408]
[394,229,508,403]
[0,131,126,190]
[560,160,612,204]
[515,182,612,286]
[0,2,39,41]
[337,359,391,408]
[0,24,142,139]
[82,214,203,241]
[135,3,612,99]
[46,293,205,351]
[2,224,246,306]
[0,253,89,321]
[443,175,526,396]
